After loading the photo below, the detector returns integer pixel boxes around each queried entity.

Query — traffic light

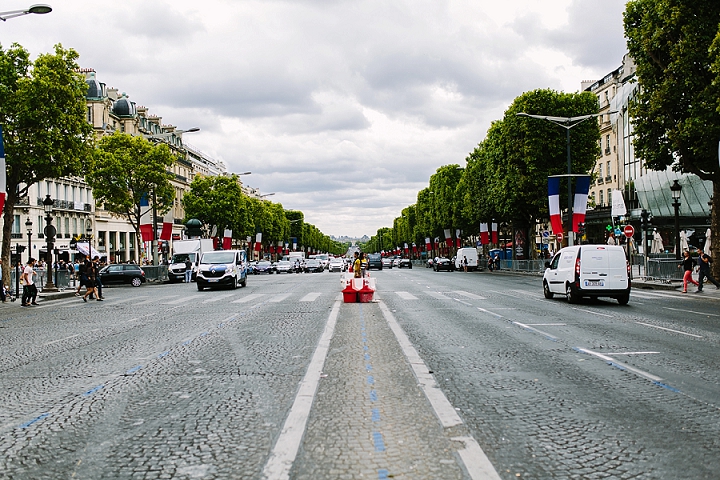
[578,222,586,235]
[640,209,650,228]
[15,245,26,253]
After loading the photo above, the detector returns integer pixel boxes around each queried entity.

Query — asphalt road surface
[1,267,719,479]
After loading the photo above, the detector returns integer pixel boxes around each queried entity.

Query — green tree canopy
[88,132,176,250]
[0,43,94,286]
[182,174,249,238]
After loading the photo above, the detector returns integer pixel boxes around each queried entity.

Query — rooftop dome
[85,72,103,99]
[112,92,136,117]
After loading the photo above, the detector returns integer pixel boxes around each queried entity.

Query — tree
[87,132,176,253]
[625,0,720,275]
[182,173,249,239]
[0,43,94,288]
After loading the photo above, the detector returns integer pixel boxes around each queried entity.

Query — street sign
[542,231,549,238]
[556,232,564,242]
[623,225,635,238]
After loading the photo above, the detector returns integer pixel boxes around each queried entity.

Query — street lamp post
[25,218,32,263]
[516,112,613,246]
[0,4,52,21]
[42,195,58,292]
[670,179,682,260]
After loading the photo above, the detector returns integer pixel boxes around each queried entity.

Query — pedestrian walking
[75,256,87,296]
[81,259,98,302]
[21,258,38,306]
[679,250,698,293]
[184,258,193,283]
[92,256,104,300]
[696,251,719,292]
[463,256,468,272]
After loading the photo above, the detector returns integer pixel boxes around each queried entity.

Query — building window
[607,189,612,205]
[606,161,611,178]
[73,218,78,236]
[599,163,603,178]
[599,190,604,206]
[12,215,20,234]
[87,106,93,123]
[606,135,610,151]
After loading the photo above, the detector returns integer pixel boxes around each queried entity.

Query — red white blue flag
[480,223,489,245]
[548,177,563,235]
[139,194,154,242]
[572,176,591,233]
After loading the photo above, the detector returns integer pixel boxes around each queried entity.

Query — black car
[98,264,146,287]
[397,258,413,269]
[254,261,275,274]
[304,259,324,273]
[433,258,454,272]
[367,253,383,270]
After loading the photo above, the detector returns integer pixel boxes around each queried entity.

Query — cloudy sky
[3,0,629,238]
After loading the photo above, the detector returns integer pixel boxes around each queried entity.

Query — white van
[542,245,630,305]
[196,250,248,291]
[455,247,479,271]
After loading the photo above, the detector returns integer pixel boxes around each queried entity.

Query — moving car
[542,244,630,305]
[328,258,345,272]
[275,260,293,274]
[433,257,454,272]
[254,260,275,274]
[98,264,146,287]
[196,250,248,290]
[367,253,383,270]
[304,258,324,273]
[381,257,393,269]
[397,258,412,269]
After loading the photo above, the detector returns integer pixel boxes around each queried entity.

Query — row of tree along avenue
[0,42,343,289]
[366,0,720,279]
[363,88,601,260]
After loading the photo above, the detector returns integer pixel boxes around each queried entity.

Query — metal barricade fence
[646,258,683,283]
[141,265,169,282]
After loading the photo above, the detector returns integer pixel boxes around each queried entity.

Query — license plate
[585,280,604,287]
[208,278,218,282]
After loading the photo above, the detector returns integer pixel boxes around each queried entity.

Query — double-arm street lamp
[670,179,682,260]
[42,194,58,292]
[0,4,51,21]
[516,112,614,246]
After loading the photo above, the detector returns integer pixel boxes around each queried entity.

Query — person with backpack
[696,251,719,292]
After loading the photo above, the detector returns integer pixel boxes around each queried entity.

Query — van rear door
[579,246,610,290]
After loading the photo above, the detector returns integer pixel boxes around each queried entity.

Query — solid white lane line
[571,307,613,318]
[453,298,473,306]
[262,300,340,480]
[395,291,418,300]
[43,333,81,346]
[525,323,566,326]
[604,351,660,355]
[378,301,501,480]
[635,322,703,338]
[575,348,663,382]
[513,322,558,341]
[663,306,720,317]
[477,307,503,318]
[299,292,322,302]
[269,293,292,303]
[231,294,265,304]
[454,291,485,300]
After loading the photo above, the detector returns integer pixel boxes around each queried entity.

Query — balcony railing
[605,176,612,182]
[15,196,30,206]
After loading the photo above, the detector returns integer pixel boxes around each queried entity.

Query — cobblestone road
[1,267,719,479]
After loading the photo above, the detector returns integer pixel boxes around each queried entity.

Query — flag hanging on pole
[455,229,461,248]
[404,243,409,254]
[254,232,262,251]
[491,222,498,244]
[548,177,563,235]
[572,176,591,233]
[223,229,232,250]
[139,194,154,242]
[444,228,452,248]
[159,208,174,241]
[425,237,431,251]
[0,126,6,216]
[480,223,489,245]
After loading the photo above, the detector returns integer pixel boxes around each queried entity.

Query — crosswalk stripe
[454,291,485,300]
[232,293,265,303]
[396,291,418,300]
[202,293,234,303]
[269,293,292,303]
[163,294,203,305]
[137,295,177,305]
[300,292,322,302]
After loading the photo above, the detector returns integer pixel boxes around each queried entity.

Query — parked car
[381,257,393,269]
[397,258,413,269]
[433,257,454,272]
[542,244,630,304]
[98,264,146,287]
[304,258,324,273]
[275,260,293,274]
[367,253,383,270]
[328,258,345,272]
[254,260,275,274]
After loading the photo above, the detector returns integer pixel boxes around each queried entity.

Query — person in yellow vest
[353,252,362,278]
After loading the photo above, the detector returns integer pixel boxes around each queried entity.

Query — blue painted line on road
[364,353,371,361]
[217,323,225,328]
[369,390,378,402]
[366,364,372,371]
[157,351,170,359]
[363,345,369,351]
[182,339,193,346]
[371,408,381,422]
[653,381,681,393]
[19,412,50,429]
[367,375,375,385]
[607,361,626,371]
[378,469,389,479]
[199,332,209,337]
[372,432,386,451]
[82,385,104,396]
[125,365,142,374]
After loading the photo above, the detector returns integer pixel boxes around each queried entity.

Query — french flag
[548,177,563,235]
[159,208,174,241]
[455,229,461,248]
[444,229,453,248]
[425,237,431,251]
[0,126,6,216]
[254,232,262,251]
[139,194,154,242]
[480,223,489,245]
[223,229,232,250]
[572,176,591,233]
[491,222,498,244]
